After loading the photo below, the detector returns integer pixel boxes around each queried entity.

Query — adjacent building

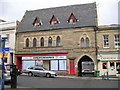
[0,20,18,64]
[97,25,120,76]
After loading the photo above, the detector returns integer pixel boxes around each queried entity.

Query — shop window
[68,13,78,24]
[51,60,67,71]
[116,62,120,74]
[26,38,29,47]
[114,34,120,48]
[48,37,52,46]
[102,63,107,69]
[33,38,37,47]
[56,36,60,46]
[51,60,58,70]
[40,37,44,47]
[86,37,89,48]
[110,62,114,70]
[59,60,66,70]
[103,35,109,48]
[50,15,59,25]
[81,38,84,48]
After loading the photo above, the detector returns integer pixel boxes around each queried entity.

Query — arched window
[81,38,84,48]
[86,37,89,47]
[26,38,29,47]
[56,36,60,46]
[33,38,37,47]
[48,37,52,46]
[40,37,44,47]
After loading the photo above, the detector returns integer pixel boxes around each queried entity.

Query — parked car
[82,69,94,75]
[23,66,57,78]
[0,63,11,82]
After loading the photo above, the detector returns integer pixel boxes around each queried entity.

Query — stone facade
[97,25,120,76]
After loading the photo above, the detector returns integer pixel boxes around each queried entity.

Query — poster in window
[59,60,66,70]
[51,60,58,70]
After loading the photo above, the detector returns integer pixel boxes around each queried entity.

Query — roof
[17,3,97,33]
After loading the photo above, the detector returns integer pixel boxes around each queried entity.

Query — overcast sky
[0,0,119,25]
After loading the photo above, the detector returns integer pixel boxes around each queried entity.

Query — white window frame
[114,34,120,48]
[103,35,110,48]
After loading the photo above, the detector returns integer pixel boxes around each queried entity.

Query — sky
[0,0,119,25]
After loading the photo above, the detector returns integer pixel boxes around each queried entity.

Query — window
[103,35,109,48]
[81,38,84,48]
[33,17,41,26]
[114,34,120,48]
[110,62,114,70]
[48,37,52,46]
[102,63,107,69]
[68,13,78,24]
[26,38,29,47]
[50,15,59,25]
[33,38,37,47]
[116,62,120,74]
[51,60,67,71]
[51,60,58,70]
[56,36,60,46]
[40,37,44,47]
[86,37,89,47]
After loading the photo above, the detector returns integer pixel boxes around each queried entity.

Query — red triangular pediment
[33,17,41,26]
[50,15,59,24]
[68,13,77,22]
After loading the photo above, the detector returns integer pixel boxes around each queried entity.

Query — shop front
[98,54,120,76]
[15,52,68,73]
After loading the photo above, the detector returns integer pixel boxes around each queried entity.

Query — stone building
[15,3,99,76]
[97,25,120,76]
[0,20,18,64]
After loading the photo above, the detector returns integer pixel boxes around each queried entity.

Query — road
[14,75,119,88]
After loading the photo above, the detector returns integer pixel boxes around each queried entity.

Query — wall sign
[99,54,120,61]
[22,56,66,60]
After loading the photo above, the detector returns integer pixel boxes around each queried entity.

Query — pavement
[21,73,120,80]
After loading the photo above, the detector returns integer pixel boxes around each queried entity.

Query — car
[23,66,57,78]
[82,69,94,75]
[0,63,11,82]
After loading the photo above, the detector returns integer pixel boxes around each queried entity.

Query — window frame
[114,34,120,48]
[81,38,84,48]
[56,36,61,46]
[86,37,89,48]
[103,35,110,48]
[51,60,67,71]
[33,38,37,47]
[26,38,29,47]
[40,37,44,47]
[48,37,52,46]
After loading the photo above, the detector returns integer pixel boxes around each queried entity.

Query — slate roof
[17,3,97,33]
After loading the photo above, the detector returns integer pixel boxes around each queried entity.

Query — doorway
[78,55,94,76]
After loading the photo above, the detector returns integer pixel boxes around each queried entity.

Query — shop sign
[100,55,120,61]
[34,56,66,60]
[22,57,33,60]
[22,56,66,60]
[0,53,8,58]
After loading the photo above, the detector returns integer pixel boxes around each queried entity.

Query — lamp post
[1,36,7,90]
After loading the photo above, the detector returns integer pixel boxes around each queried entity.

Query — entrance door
[70,60,75,74]
[78,55,94,76]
